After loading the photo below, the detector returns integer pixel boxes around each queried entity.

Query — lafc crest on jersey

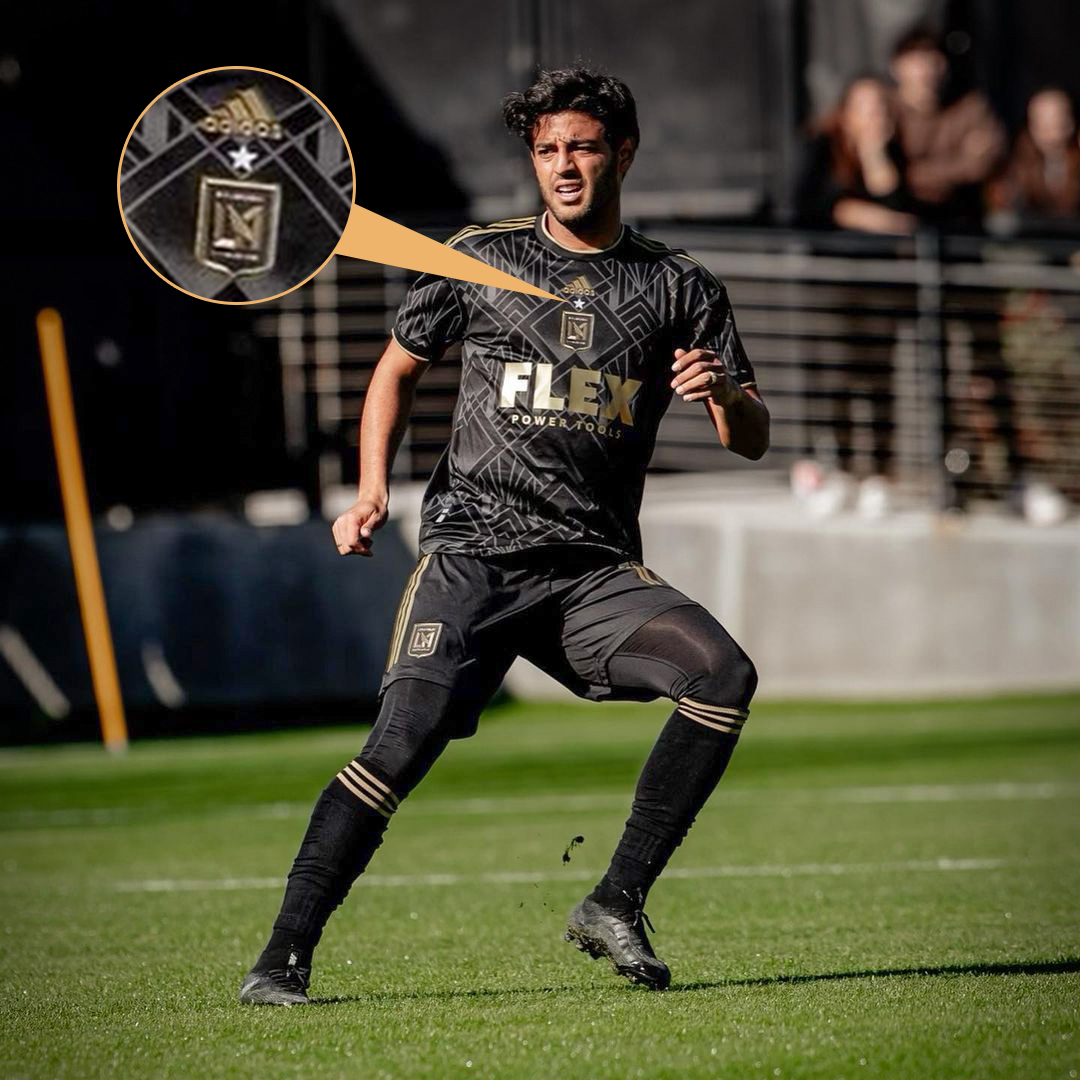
[560,310,594,350]
[195,177,281,278]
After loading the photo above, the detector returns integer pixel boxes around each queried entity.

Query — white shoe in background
[1021,482,1068,527]
[856,476,892,519]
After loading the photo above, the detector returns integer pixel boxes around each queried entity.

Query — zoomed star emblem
[228,143,259,175]
[572,297,587,310]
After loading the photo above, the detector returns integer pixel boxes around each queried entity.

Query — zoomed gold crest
[194,177,282,278]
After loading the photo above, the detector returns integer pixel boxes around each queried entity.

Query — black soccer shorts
[378,546,699,734]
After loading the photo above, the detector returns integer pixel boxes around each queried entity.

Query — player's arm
[332,338,427,556]
[671,349,770,460]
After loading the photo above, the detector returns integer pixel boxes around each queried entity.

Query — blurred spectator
[890,27,1005,227]
[796,76,918,235]
[986,88,1080,233]
[795,77,911,493]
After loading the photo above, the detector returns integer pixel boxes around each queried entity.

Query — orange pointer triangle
[334,204,566,303]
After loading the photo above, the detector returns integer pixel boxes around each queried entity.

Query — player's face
[530,111,632,229]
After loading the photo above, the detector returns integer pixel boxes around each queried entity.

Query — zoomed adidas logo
[198,87,283,140]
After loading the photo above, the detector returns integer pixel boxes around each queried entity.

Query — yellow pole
[36,309,128,752]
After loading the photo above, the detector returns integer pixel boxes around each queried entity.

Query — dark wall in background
[333,0,797,213]
[2,0,464,524]
[0,517,416,741]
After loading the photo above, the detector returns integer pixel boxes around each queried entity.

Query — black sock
[254,678,457,972]
[590,704,740,908]
[256,766,395,970]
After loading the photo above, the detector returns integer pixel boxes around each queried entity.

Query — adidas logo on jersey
[198,87,283,140]
[560,275,597,298]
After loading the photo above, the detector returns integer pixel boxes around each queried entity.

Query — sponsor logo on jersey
[197,86,283,140]
[195,177,281,277]
[498,361,641,428]
[407,622,443,658]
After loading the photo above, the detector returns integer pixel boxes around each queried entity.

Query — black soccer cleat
[565,894,671,990]
[238,948,312,1006]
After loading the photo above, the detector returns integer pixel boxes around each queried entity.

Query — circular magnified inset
[118,66,354,304]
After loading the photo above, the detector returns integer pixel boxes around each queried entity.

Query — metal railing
[253,227,1080,512]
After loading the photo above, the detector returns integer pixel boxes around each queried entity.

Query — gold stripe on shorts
[628,561,664,586]
[385,554,432,671]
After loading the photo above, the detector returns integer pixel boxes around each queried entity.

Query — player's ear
[616,137,636,179]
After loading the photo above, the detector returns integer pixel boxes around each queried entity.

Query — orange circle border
[116,65,356,307]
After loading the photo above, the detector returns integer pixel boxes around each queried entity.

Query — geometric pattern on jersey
[393,214,756,559]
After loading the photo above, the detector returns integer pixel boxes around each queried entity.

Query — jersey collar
[535,211,626,260]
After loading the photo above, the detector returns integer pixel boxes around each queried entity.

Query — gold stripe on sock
[677,701,747,727]
[350,762,399,807]
[676,707,744,735]
[679,697,749,719]
[336,770,392,818]
[341,763,396,812]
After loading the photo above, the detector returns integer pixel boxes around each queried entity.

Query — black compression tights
[257,678,455,966]
[590,605,758,910]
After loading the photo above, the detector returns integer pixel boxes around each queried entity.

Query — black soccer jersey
[392,213,756,560]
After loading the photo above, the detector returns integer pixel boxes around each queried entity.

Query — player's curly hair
[502,67,639,150]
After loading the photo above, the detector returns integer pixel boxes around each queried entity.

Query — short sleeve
[392,272,467,362]
[682,264,756,387]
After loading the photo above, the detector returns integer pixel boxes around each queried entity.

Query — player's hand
[672,348,740,407]
[332,495,388,557]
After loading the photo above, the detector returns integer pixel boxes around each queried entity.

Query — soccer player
[240,67,769,1004]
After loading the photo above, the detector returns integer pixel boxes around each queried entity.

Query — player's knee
[683,641,758,712]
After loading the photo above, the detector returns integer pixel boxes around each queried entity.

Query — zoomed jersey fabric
[393,214,756,560]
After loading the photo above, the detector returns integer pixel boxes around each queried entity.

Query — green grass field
[2,695,1078,1079]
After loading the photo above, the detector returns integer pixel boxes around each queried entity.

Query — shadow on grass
[674,957,1080,993]
[311,958,1080,1005]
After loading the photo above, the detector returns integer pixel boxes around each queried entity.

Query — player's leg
[555,559,756,989]
[589,603,756,911]
[240,675,492,1005]
[240,554,516,1005]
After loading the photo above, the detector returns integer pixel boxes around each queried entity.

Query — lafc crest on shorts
[406,622,443,658]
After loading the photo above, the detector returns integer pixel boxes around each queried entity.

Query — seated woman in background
[797,76,919,235]
[986,88,1080,231]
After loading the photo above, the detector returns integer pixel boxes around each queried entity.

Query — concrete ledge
[499,476,1080,700]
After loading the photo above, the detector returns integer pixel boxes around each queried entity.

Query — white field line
[116,856,1012,894]
[5,781,1079,829]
